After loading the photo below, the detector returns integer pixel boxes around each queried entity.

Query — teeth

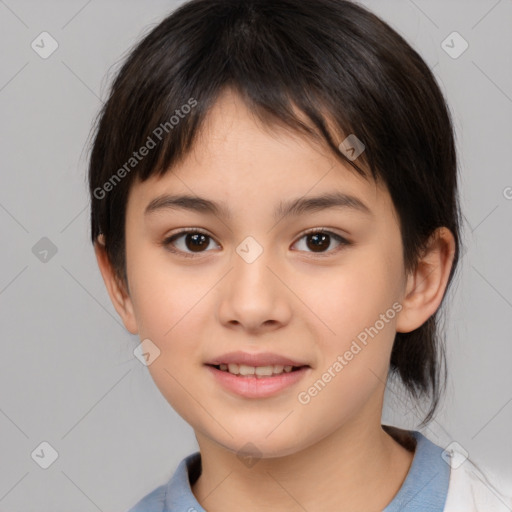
[239,364,255,376]
[255,366,273,376]
[228,363,240,374]
[218,363,300,377]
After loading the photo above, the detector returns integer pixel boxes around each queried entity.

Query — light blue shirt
[127,430,450,511]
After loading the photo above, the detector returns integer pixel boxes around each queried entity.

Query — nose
[216,243,292,334]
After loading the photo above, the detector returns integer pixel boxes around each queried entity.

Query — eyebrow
[144,191,373,220]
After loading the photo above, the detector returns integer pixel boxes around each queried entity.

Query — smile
[206,364,310,398]
[211,363,305,377]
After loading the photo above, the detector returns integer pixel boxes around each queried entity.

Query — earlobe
[395,227,456,333]
[94,236,139,335]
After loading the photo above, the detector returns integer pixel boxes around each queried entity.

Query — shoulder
[125,483,167,512]
[124,451,202,512]
[444,456,512,512]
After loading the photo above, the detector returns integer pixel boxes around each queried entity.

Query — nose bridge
[216,234,290,331]
[231,234,276,301]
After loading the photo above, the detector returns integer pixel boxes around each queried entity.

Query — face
[119,89,411,458]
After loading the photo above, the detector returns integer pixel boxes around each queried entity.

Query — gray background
[0,0,511,510]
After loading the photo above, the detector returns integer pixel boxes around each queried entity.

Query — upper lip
[205,351,310,367]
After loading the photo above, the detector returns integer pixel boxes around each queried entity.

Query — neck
[191,420,415,512]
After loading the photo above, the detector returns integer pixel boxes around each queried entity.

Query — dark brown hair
[88,0,464,426]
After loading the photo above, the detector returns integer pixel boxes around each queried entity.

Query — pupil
[186,233,208,252]
[307,233,329,252]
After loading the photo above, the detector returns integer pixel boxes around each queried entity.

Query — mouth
[204,351,312,397]
[205,362,311,398]
[207,363,308,378]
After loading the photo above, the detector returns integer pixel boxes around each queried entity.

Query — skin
[95,88,456,512]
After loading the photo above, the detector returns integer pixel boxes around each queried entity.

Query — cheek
[302,249,402,408]
[291,261,400,433]
[315,253,400,341]
[126,242,215,350]
[127,255,212,423]
[127,244,203,338]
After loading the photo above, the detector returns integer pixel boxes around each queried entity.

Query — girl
[88,0,511,510]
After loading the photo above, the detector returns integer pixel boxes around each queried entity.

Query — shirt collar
[382,430,450,512]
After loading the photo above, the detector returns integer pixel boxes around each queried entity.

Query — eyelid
[298,226,349,239]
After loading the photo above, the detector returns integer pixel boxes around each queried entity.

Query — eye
[161,227,351,259]
[292,228,351,255]
[162,229,220,258]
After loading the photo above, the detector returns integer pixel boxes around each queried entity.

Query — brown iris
[184,232,209,252]
[305,232,331,252]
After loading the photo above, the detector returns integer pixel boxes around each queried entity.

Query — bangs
[91,0,391,199]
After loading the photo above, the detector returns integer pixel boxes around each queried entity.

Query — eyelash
[161,227,351,259]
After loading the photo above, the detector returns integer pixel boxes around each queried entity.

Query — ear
[94,235,138,334]
[395,227,456,333]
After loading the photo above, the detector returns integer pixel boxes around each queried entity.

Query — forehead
[126,89,392,222]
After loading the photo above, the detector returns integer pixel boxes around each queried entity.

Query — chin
[207,426,310,461]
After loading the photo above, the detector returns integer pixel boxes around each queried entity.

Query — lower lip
[205,365,310,398]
